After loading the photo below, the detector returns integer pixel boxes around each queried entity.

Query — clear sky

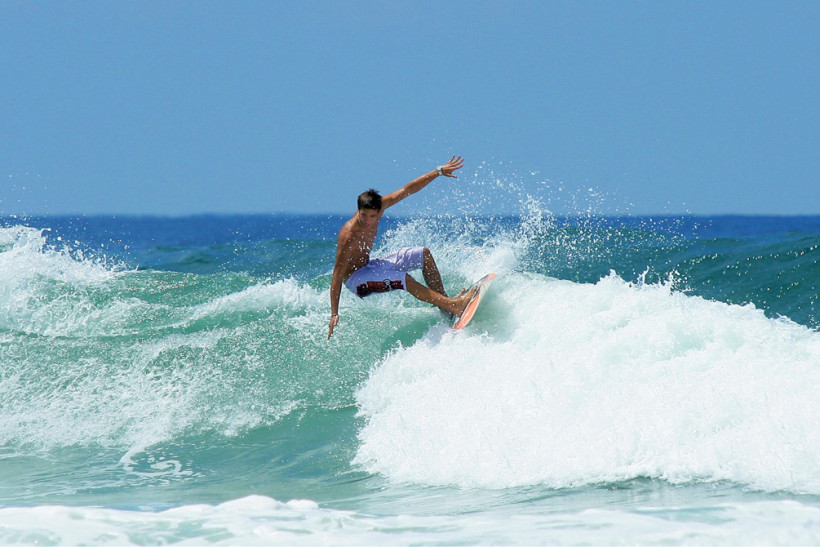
[2,0,818,217]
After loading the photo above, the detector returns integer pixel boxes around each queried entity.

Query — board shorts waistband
[344,247,426,298]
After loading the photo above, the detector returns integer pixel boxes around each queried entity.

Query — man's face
[357,208,380,229]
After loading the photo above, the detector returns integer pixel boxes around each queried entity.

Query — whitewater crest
[355,270,820,494]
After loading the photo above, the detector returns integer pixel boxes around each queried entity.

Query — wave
[2,211,818,497]
[0,225,343,456]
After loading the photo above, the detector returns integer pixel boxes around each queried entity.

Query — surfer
[328,156,477,339]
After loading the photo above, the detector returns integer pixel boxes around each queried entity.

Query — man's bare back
[327,156,476,339]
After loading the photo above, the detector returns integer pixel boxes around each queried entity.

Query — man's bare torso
[335,213,380,282]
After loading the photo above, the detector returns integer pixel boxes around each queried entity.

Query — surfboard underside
[452,273,496,330]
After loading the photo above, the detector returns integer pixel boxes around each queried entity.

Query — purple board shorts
[345,247,426,298]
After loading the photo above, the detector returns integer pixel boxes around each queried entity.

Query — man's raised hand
[439,156,464,178]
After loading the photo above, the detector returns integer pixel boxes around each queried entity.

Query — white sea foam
[0,225,117,283]
[0,495,817,545]
[190,277,325,320]
[355,271,820,493]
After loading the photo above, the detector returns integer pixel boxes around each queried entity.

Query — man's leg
[421,247,447,296]
[404,274,475,317]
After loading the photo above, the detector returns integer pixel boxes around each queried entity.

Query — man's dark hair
[357,188,382,211]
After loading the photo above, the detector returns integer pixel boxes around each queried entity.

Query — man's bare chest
[348,229,377,254]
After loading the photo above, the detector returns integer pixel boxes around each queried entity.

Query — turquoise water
[1,210,819,545]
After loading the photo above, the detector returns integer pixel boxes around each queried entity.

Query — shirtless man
[328,156,476,339]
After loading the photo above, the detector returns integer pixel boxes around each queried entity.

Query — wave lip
[355,272,820,494]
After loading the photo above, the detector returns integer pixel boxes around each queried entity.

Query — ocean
[1,208,819,545]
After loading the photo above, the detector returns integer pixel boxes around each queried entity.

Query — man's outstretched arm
[327,268,342,339]
[327,234,350,339]
[381,156,464,210]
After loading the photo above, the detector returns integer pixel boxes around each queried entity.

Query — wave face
[0,222,362,460]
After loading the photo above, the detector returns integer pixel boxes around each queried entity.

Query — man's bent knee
[422,247,434,263]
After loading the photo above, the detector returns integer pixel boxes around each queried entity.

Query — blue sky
[2,0,818,217]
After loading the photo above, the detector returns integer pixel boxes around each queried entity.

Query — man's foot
[404,274,479,317]
[451,285,479,317]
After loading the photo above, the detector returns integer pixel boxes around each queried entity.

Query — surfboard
[452,273,496,330]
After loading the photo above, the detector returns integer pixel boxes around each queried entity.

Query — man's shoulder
[338,215,354,234]
[337,215,360,243]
